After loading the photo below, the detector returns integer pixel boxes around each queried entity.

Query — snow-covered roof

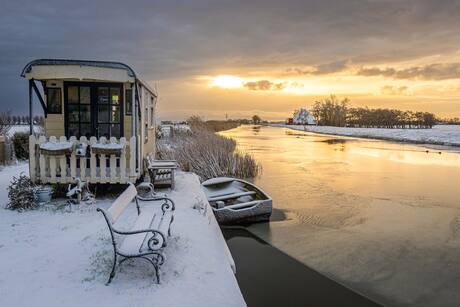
[21,59,157,97]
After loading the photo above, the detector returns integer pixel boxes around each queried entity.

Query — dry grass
[156,129,260,181]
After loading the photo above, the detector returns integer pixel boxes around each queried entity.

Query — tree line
[311,95,436,129]
[0,113,45,125]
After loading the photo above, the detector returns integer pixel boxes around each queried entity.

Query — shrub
[12,132,29,160]
[6,173,36,210]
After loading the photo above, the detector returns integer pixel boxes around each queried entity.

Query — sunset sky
[2,0,460,120]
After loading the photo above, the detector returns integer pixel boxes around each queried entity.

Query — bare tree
[0,111,13,136]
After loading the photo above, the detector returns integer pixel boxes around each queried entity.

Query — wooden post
[99,137,107,183]
[79,136,88,180]
[109,137,117,183]
[89,137,97,182]
[59,136,67,183]
[129,136,136,181]
[120,137,127,183]
[38,136,46,182]
[69,136,77,179]
[49,136,57,183]
[29,135,36,182]
[29,80,33,135]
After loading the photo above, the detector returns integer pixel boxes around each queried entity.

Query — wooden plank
[49,156,57,183]
[107,183,137,222]
[48,136,57,183]
[79,136,88,180]
[69,136,77,179]
[99,137,107,183]
[59,136,67,183]
[120,137,127,183]
[209,191,256,202]
[89,137,97,182]
[59,156,66,183]
[100,154,107,183]
[129,136,136,179]
[109,137,117,183]
[38,136,47,182]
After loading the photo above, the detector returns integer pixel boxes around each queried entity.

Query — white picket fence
[29,135,139,184]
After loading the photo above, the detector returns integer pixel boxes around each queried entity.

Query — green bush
[12,132,29,160]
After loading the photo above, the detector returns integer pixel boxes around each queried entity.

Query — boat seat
[209,191,256,202]
[219,200,262,210]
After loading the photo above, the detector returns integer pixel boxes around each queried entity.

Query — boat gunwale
[202,177,272,203]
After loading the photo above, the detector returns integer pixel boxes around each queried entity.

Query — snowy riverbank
[280,124,460,147]
[0,164,245,307]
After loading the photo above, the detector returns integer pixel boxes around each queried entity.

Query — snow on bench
[97,183,175,284]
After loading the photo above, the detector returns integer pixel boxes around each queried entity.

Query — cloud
[288,59,350,75]
[2,0,460,114]
[381,85,409,95]
[358,63,460,80]
[243,80,286,91]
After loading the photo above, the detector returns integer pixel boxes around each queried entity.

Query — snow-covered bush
[12,132,29,160]
[6,173,36,210]
[157,129,260,181]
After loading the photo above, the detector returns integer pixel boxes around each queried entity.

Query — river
[219,125,460,307]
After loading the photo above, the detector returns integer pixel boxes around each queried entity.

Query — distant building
[286,118,293,125]
[292,108,316,125]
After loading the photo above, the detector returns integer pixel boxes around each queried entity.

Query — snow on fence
[29,135,138,184]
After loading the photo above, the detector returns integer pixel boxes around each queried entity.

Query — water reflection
[219,125,460,307]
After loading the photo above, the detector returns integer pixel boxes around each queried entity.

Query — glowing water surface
[219,125,460,307]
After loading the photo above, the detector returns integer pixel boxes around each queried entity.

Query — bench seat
[119,209,173,255]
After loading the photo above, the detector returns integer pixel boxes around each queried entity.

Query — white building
[292,108,316,125]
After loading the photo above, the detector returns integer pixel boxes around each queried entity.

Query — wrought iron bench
[97,183,175,284]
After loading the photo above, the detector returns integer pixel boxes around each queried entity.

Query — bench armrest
[112,227,167,250]
[136,196,175,212]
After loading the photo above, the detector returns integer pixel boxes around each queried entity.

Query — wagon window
[67,85,92,138]
[47,88,62,114]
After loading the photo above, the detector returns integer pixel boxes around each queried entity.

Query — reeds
[156,129,260,181]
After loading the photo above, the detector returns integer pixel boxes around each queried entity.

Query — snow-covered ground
[0,164,245,307]
[281,124,460,147]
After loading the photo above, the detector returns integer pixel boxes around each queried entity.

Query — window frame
[125,88,132,115]
[150,96,155,128]
[63,81,124,139]
[46,87,62,114]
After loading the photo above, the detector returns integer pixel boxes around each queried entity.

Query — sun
[212,75,243,88]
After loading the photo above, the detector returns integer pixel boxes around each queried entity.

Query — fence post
[69,136,77,179]
[38,135,47,182]
[59,136,67,183]
[79,136,88,180]
[89,137,97,182]
[129,136,136,181]
[109,137,117,183]
[120,137,127,183]
[99,137,107,183]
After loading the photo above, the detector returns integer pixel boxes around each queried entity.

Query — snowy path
[0,164,245,307]
[281,124,460,147]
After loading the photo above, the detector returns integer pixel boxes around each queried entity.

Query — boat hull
[202,177,273,225]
